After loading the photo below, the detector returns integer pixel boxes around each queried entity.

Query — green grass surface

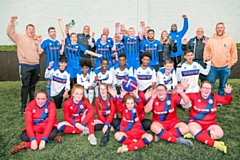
[0,80,240,159]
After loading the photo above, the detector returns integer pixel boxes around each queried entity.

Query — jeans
[207,66,231,96]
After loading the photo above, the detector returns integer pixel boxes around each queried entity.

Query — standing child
[76,58,94,104]
[45,56,70,109]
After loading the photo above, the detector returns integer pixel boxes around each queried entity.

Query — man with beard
[40,27,65,99]
[141,29,162,71]
[6,16,42,114]
[204,22,237,98]
[169,15,189,69]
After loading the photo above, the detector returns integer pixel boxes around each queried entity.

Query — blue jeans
[207,66,231,96]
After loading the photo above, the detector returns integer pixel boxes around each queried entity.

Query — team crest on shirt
[176,35,179,37]
[70,106,73,109]
[107,45,109,48]
[56,73,59,76]
[108,40,110,42]
[146,71,150,74]
[132,108,136,113]
[63,75,67,78]
[145,44,148,47]
[80,105,84,109]
[32,109,36,113]
[138,71,141,74]
[124,72,127,74]
[193,65,197,69]
[167,100,171,105]
[76,46,78,48]
[117,72,119,74]
[120,42,123,45]
[198,99,201,103]
[45,108,48,113]
[49,43,52,45]
[155,102,159,105]
[154,43,157,46]
[209,99,213,104]
[184,67,187,69]
[134,37,137,40]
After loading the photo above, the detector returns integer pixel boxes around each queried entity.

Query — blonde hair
[160,30,171,44]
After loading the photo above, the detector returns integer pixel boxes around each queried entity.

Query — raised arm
[115,22,123,40]
[6,16,19,43]
[88,32,95,48]
[139,21,145,40]
[60,39,65,55]
[58,18,67,39]
[179,15,189,37]
[145,89,157,113]
[37,35,43,54]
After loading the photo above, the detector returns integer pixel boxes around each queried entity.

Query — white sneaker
[88,134,97,145]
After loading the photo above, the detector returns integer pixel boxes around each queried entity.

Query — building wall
[1,0,240,45]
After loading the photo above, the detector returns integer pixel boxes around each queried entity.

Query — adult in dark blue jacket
[169,15,189,69]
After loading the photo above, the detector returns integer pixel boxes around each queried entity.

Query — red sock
[195,130,215,147]
[63,126,82,134]
[26,142,31,149]
[169,127,182,138]
[157,129,176,143]
[127,139,145,151]
[35,133,42,144]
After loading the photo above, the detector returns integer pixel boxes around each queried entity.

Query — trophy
[66,20,75,27]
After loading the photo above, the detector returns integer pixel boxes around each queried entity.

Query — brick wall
[1,0,240,45]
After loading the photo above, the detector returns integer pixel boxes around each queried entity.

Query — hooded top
[203,33,237,68]
[169,18,189,58]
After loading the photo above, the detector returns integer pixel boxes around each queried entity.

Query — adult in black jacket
[182,27,208,81]
[160,30,177,67]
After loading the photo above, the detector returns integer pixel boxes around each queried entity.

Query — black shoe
[100,134,109,146]
[20,105,26,114]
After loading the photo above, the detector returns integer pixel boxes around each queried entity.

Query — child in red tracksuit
[57,84,97,145]
[11,89,62,154]
[113,87,153,153]
[94,83,118,146]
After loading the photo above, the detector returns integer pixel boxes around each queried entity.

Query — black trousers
[19,64,40,106]
[171,55,183,70]
[52,88,65,109]
[20,128,58,142]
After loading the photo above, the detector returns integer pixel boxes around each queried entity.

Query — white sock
[88,90,94,104]
[95,86,98,98]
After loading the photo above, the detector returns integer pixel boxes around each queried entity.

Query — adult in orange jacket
[204,22,237,97]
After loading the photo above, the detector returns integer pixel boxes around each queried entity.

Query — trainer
[6,16,42,114]
[204,22,238,97]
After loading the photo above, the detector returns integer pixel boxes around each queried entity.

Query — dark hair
[216,22,225,27]
[156,84,167,90]
[141,52,152,60]
[101,34,107,38]
[59,56,68,63]
[101,58,109,64]
[34,88,48,98]
[79,58,92,68]
[148,29,155,33]
[70,32,77,37]
[48,27,55,32]
[26,24,35,30]
[184,48,193,55]
[118,53,126,59]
